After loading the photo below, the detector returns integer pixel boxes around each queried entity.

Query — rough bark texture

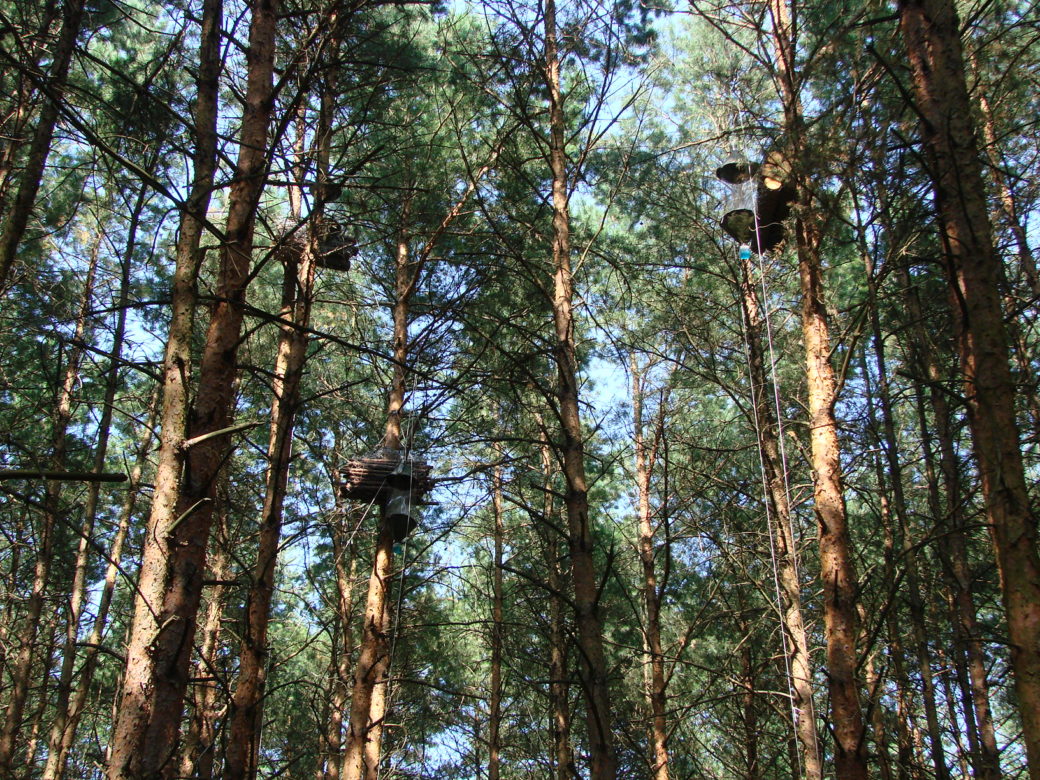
[0,224,100,774]
[767,0,868,775]
[543,2,616,776]
[106,0,275,774]
[898,1,1040,774]
[631,359,670,780]
[341,521,395,780]
[55,390,159,777]
[342,220,412,780]
[224,190,319,780]
[737,248,821,780]
[177,495,232,780]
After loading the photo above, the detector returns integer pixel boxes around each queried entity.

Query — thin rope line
[736,240,802,780]
[750,179,821,774]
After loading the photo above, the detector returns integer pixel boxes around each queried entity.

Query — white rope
[736,239,802,780]
[747,172,821,774]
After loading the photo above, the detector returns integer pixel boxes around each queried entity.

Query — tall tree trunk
[177,485,233,780]
[341,522,395,780]
[343,216,413,780]
[0,223,102,774]
[543,2,616,776]
[0,0,86,293]
[767,0,868,773]
[736,246,821,780]
[861,254,950,780]
[898,1,1040,774]
[224,161,320,780]
[44,183,149,780]
[55,388,159,775]
[322,524,357,780]
[631,357,670,780]
[107,0,276,774]
[537,424,575,780]
[488,459,505,780]
[899,267,1002,780]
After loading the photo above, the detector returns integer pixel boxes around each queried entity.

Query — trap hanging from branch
[337,448,433,541]
[716,150,796,253]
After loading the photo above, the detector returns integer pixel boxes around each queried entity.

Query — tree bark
[53,388,159,775]
[766,0,868,775]
[44,182,149,780]
[341,521,395,780]
[631,357,671,780]
[736,246,821,780]
[107,0,276,773]
[177,499,232,780]
[224,162,320,780]
[899,266,1002,780]
[0,220,102,774]
[862,253,950,780]
[543,2,616,776]
[536,424,576,780]
[321,523,357,780]
[898,1,1040,774]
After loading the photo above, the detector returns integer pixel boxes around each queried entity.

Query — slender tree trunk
[55,388,159,775]
[898,2,1040,774]
[864,644,895,780]
[488,459,505,780]
[862,254,950,780]
[966,50,1039,297]
[766,1,868,775]
[631,358,670,780]
[341,522,395,780]
[178,487,233,780]
[0,223,102,774]
[224,164,320,780]
[736,247,821,780]
[0,0,86,293]
[543,3,616,776]
[537,426,575,780]
[107,0,276,774]
[899,267,1002,780]
[44,183,149,780]
[322,527,357,780]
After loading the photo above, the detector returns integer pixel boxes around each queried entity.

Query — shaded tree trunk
[736,245,821,780]
[631,357,671,780]
[898,1,1040,774]
[44,182,150,780]
[55,388,159,775]
[177,485,233,780]
[899,266,1002,780]
[224,166,320,780]
[0,222,102,774]
[767,0,868,770]
[107,0,276,773]
[543,2,615,775]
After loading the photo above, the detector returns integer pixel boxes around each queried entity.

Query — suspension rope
[747,176,821,773]
[736,240,803,780]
